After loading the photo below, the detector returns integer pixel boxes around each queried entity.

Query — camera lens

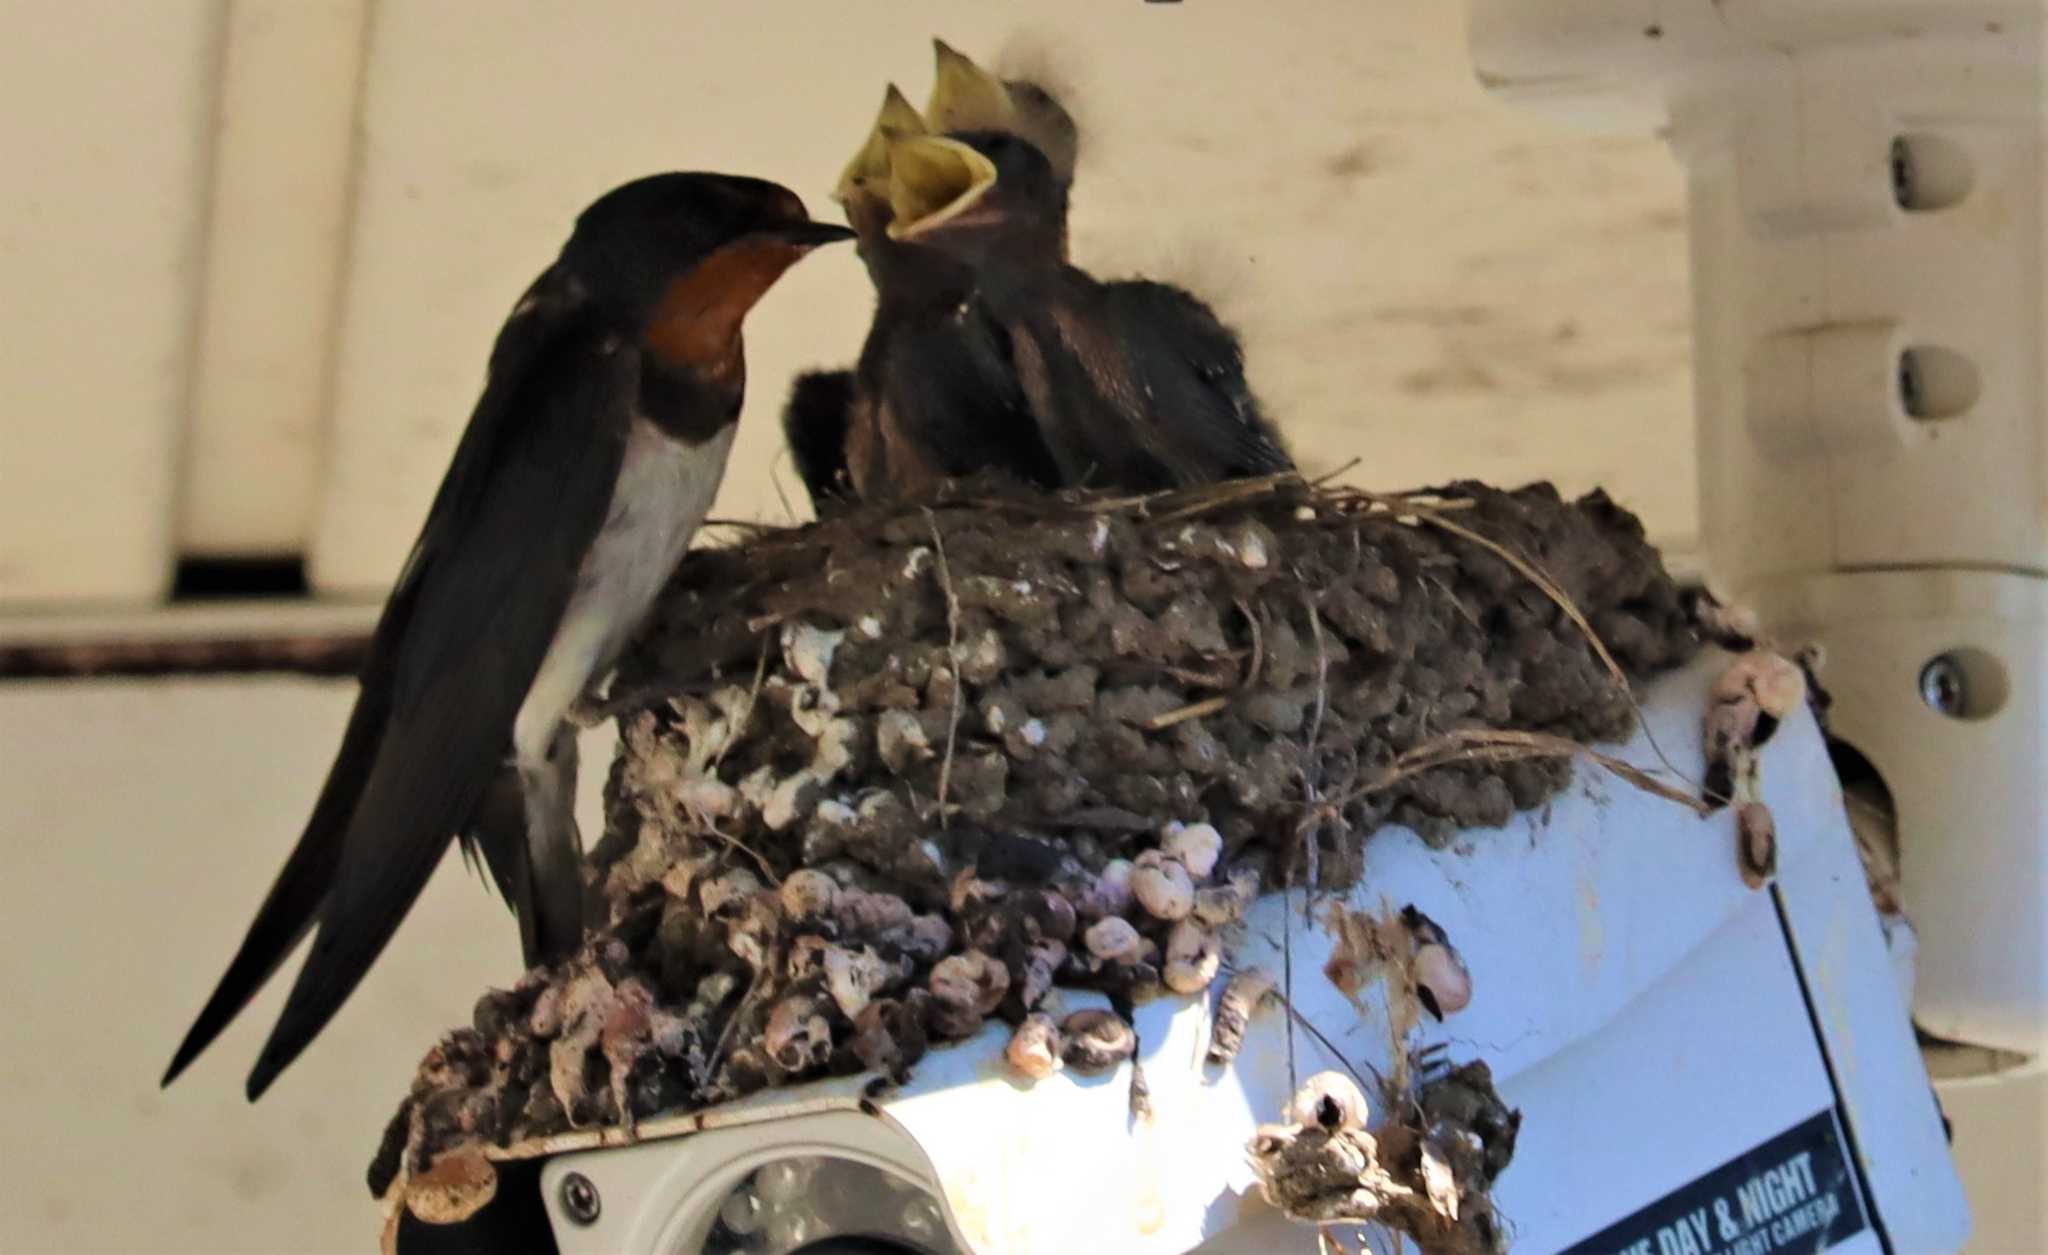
[696,1157,959,1255]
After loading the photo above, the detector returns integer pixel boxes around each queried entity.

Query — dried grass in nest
[376,473,1709,1251]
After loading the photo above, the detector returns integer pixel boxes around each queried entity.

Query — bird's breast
[576,416,735,648]
[515,416,735,755]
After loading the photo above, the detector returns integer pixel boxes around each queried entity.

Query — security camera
[394,658,1965,1255]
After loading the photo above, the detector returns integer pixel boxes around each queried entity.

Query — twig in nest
[701,825,780,886]
[1361,492,1627,691]
[765,452,799,526]
[1160,662,1240,690]
[1282,887,1299,1095]
[1308,456,1363,489]
[1347,485,1477,512]
[710,636,772,772]
[1359,489,1706,793]
[1147,471,1301,524]
[1075,487,1174,516]
[1426,573,1484,632]
[705,969,766,1094]
[1243,960,1385,1098]
[1304,598,1332,758]
[1297,594,1334,896]
[1067,468,1297,523]
[923,508,965,827]
[1337,727,1711,817]
[1236,598,1265,691]
[1143,695,1230,731]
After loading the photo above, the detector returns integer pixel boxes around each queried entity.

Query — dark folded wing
[1099,279,1294,482]
[240,307,635,1098]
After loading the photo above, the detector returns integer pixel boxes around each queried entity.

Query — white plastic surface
[1755,569,2048,1054]
[1470,0,2048,1066]
[543,655,1966,1254]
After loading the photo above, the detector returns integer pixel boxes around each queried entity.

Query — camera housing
[398,654,1968,1254]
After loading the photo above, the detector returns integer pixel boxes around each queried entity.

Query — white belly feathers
[512,417,737,763]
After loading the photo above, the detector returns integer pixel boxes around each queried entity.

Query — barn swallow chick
[926,38,1079,191]
[783,39,1084,514]
[885,129,1294,491]
[783,85,1059,512]
[835,83,925,206]
[165,174,851,1100]
[779,85,937,514]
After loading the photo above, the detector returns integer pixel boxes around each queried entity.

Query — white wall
[0,0,1695,605]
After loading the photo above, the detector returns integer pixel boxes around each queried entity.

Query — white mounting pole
[1467,1,2048,1069]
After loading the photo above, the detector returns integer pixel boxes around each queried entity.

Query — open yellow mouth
[834,83,926,206]
[883,134,999,240]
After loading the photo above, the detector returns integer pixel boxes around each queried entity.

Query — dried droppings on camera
[377,476,1697,1216]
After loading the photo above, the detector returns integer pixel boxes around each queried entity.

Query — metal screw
[1890,135,1917,209]
[1898,349,1926,419]
[1919,655,1967,717]
[560,1172,602,1225]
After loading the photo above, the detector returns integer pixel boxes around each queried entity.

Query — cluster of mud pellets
[375,477,1705,1253]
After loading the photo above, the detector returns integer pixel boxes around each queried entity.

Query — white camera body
[492,654,1964,1254]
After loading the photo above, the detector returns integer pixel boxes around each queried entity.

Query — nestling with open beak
[884,127,1294,491]
[784,38,1082,513]
[785,39,1289,510]
[784,80,1061,512]
[926,37,1080,198]
[165,174,852,1100]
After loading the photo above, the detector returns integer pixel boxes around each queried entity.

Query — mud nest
[375,476,1701,1248]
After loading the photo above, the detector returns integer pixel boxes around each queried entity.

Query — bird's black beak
[764,220,857,248]
[884,133,999,241]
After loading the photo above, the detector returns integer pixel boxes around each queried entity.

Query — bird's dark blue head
[559,173,853,367]
[883,131,1069,275]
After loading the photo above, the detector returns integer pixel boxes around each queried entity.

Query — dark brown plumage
[165,174,850,1100]
[786,44,1290,513]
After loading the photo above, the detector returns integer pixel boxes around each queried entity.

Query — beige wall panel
[182,0,369,556]
[311,1,1691,595]
[0,0,222,604]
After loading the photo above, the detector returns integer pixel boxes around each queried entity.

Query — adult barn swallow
[783,85,1059,511]
[885,129,1293,490]
[164,174,851,1100]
